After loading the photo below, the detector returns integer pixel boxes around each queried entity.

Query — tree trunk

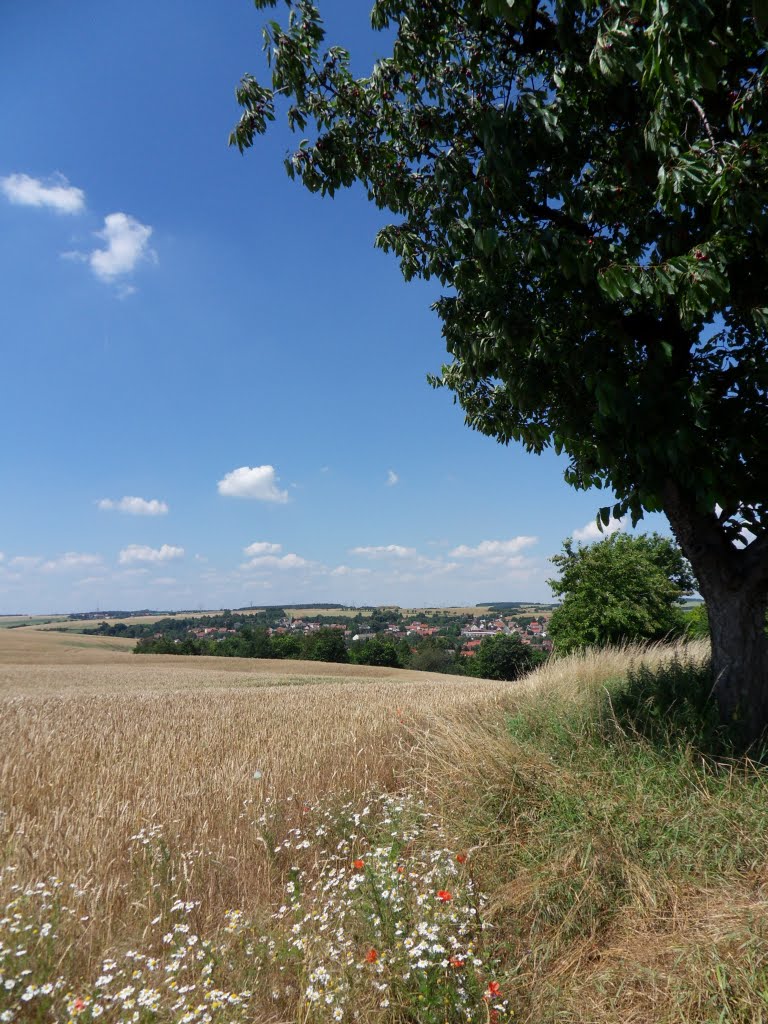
[663,481,768,750]
[704,584,768,748]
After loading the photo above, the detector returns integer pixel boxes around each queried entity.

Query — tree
[232,1,768,744]
[409,639,457,674]
[302,627,349,663]
[685,603,711,639]
[269,633,303,660]
[470,632,544,680]
[349,634,403,667]
[548,533,693,652]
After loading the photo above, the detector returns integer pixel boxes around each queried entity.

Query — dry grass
[30,610,232,632]
[512,634,710,701]
[0,631,513,976]
[414,637,768,1024]
[0,625,137,662]
[7,632,762,1024]
[0,614,69,629]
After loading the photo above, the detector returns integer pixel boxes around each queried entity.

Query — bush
[302,628,349,663]
[409,645,457,674]
[470,634,546,681]
[349,636,403,668]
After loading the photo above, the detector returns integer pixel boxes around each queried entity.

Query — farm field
[0,614,69,629]
[29,610,232,632]
[5,629,765,1024]
[13,598,561,634]
[0,622,518,1022]
[0,623,137,663]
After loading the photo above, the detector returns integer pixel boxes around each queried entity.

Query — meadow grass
[3,633,768,1023]
[418,638,768,1023]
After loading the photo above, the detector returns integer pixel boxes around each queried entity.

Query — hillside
[4,634,768,1024]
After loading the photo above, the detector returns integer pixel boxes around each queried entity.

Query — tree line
[134,625,546,680]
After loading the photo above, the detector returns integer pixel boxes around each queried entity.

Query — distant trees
[268,634,303,660]
[132,611,555,676]
[349,635,401,668]
[408,639,456,674]
[548,534,694,653]
[303,629,349,663]
[685,604,710,639]
[469,633,545,681]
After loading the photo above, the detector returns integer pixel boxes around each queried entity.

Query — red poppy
[396,865,405,874]
[449,956,465,969]
[436,889,452,902]
[72,999,86,1013]
[353,858,364,870]
[456,852,467,864]
[484,980,501,999]
[364,948,378,963]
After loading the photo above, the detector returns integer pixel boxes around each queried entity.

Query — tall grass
[0,665,511,982]
[4,637,768,1023]
[418,638,768,1023]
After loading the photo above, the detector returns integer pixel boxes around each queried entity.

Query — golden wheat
[0,638,513,965]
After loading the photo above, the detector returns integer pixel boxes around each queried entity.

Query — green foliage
[301,627,349,663]
[606,654,727,752]
[266,633,303,660]
[232,0,768,546]
[469,632,545,680]
[548,533,691,651]
[433,664,768,1020]
[684,602,711,638]
[349,634,403,667]
[408,640,457,674]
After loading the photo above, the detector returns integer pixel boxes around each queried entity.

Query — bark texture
[663,480,768,749]
[707,588,768,743]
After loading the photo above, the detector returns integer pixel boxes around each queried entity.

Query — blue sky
[0,0,667,614]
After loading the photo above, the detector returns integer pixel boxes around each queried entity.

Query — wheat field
[3,627,737,1024]
[0,628,515,964]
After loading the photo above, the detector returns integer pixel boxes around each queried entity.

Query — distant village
[186,611,553,656]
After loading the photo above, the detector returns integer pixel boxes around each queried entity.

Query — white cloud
[89,212,154,281]
[242,553,308,570]
[450,537,538,560]
[151,577,178,586]
[98,496,169,516]
[0,552,4,562]
[413,557,460,574]
[217,465,289,503]
[118,544,184,565]
[350,544,416,559]
[1,172,85,214]
[74,576,106,587]
[40,552,103,572]
[572,517,625,542]
[330,565,372,577]
[386,469,399,486]
[244,541,282,556]
[8,556,42,570]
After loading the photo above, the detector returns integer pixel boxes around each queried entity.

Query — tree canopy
[548,532,694,651]
[470,632,544,680]
[232,0,768,743]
